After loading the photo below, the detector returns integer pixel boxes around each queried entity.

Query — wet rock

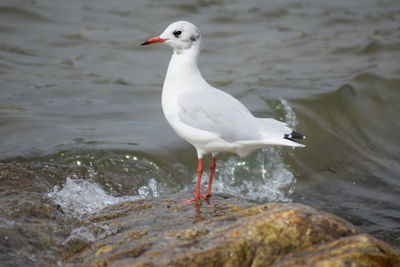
[64,193,400,266]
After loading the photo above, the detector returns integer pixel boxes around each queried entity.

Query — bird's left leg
[201,153,217,198]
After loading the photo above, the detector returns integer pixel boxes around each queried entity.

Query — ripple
[329,40,400,55]
[0,6,50,23]
[0,44,37,56]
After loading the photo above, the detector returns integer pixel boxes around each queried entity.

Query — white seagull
[141,21,305,202]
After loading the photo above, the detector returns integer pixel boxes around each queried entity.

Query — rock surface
[64,193,400,266]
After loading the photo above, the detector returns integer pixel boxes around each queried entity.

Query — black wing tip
[284,131,306,141]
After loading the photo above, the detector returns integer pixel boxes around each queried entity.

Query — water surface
[1,0,400,265]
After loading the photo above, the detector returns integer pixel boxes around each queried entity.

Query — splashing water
[138,178,159,198]
[47,177,158,218]
[213,148,296,202]
[276,98,298,128]
[207,99,298,202]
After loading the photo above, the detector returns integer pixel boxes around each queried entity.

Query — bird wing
[177,87,279,142]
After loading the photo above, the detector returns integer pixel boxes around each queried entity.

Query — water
[47,177,143,217]
[1,0,400,265]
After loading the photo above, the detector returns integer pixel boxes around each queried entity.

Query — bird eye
[173,30,182,38]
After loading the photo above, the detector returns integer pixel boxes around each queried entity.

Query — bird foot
[177,193,211,203]
[177,196,201,203]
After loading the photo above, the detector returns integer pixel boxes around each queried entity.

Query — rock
[272,234,400,266]
[64,193,400,266]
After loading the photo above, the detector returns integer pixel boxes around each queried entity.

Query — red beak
[141,36,167,46]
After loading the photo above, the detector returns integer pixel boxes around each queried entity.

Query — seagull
[141,21,305,202]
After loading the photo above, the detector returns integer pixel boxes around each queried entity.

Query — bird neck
[165,45,203,85]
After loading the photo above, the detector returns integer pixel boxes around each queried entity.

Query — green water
[1,0,399,265]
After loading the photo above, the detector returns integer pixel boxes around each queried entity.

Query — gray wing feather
[178,88,289,142]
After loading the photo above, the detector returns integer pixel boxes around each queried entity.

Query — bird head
[141,21,201,53]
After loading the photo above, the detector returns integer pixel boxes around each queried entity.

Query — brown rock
[272,234,400,266]
[64,194,400,266]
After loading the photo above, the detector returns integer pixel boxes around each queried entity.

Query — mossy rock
[63,193,400,266]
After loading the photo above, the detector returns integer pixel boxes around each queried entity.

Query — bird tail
[264,137,305,148]
[237,136,305,148]
[258,119,306,147]
[283,131,306,142]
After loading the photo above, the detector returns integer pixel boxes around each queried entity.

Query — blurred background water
[1,0,399,265]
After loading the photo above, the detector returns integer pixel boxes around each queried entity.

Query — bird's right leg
[178,158,203,203]
[201,156,216,198]
[194,158,203,198]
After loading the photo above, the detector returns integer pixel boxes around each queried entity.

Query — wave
[293,73,400,240]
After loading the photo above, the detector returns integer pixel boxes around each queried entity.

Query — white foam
[213,147,296,202]
[277,98,297,128]
[47,177,142,218]
[137,178,159,197]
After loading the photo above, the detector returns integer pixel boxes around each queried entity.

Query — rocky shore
[63,193,400,266]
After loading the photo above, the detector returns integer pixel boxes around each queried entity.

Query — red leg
[178,158,203,203]
[201,156,216,198]
[194,158,203,198]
